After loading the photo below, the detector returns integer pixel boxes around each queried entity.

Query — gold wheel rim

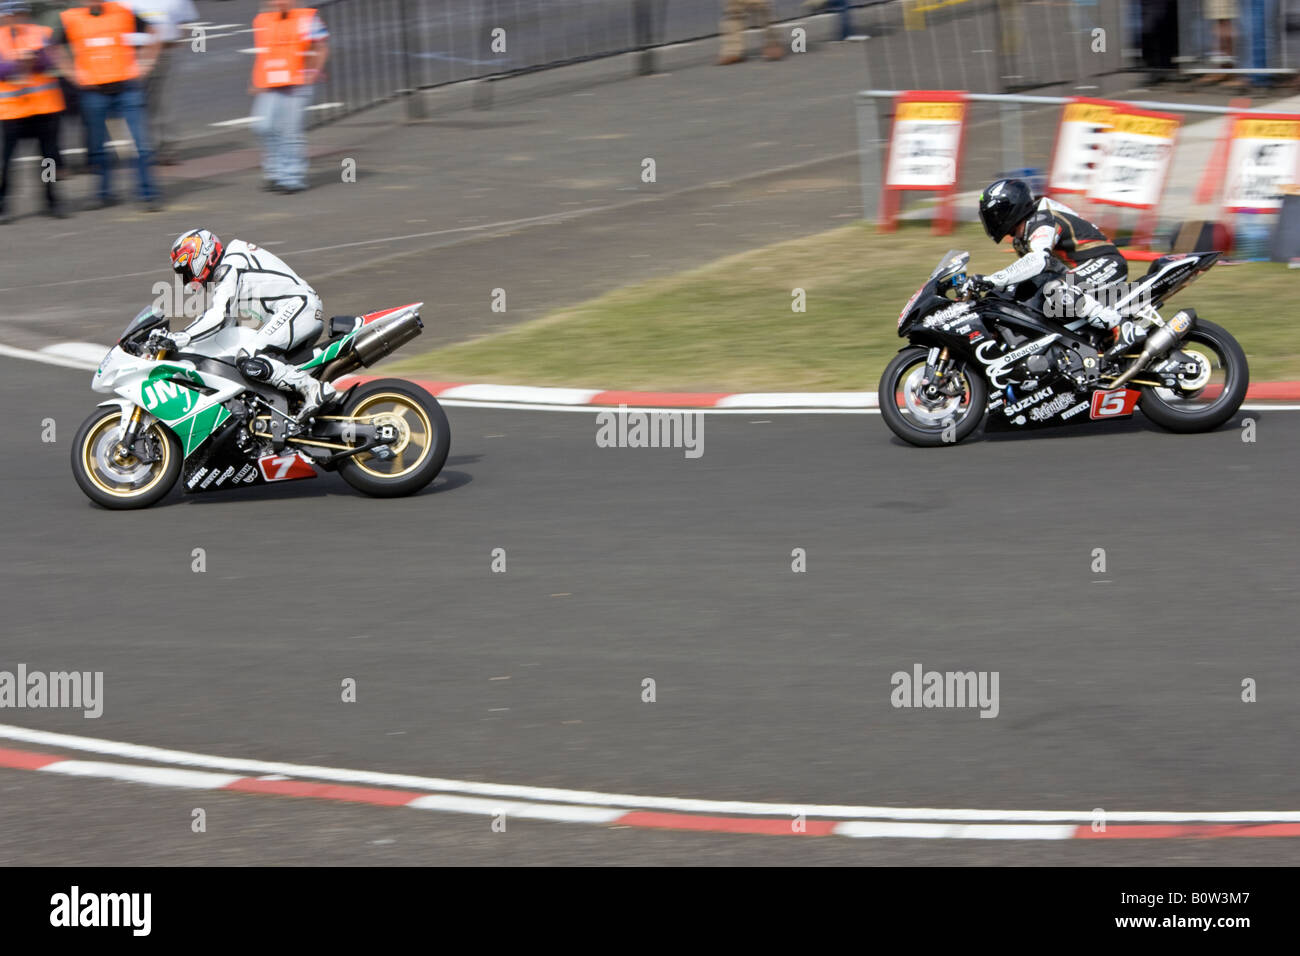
[349,392,433,479]
[81,412,173,498]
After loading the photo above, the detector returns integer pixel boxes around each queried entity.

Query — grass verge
[390,221,1300,391]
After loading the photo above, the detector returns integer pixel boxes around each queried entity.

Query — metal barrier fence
[859,0,1126,93]
[309,1,1297,130]
[312,0,787,126]
[307,0,1005,127]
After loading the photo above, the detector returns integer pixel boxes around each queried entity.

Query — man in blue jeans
[250,0,328,193]
[51,1,161,210]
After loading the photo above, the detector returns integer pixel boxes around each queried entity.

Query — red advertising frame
[1194,97,1252,205]
[879,90,968,235]
[1218,111,1300,214]
[1088,105,1181,247]
[1046,96,1122,198]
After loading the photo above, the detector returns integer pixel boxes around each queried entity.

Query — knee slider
[237,355,274,382]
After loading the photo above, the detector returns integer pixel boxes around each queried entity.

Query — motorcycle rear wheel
[1138,318,1249,433]
[336,379,450,497]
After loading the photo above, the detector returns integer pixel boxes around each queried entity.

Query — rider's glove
[960,274,994,298]
[145,328,191,352]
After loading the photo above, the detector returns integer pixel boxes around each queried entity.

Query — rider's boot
[1074,291,1122,332]
[263,356,337,421]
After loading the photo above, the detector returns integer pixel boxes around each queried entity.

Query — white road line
[834,822,1079,840]
[41,759,242,790]
[2,723,1297,823]
[210,116,257,127]
[439,384,601,405]
[406,794,624,823]
[0,343,98,370]
[719,392,874,409]
[40,342,109,365]
[437,401,883,415]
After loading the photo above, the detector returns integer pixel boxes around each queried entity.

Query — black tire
[879,346,988,447]
[71,408,182,510]
[337,379,450,497]
[1138,318,1249,433]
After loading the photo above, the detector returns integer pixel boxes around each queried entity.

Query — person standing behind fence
[250,0,327,194]
[51,0,161,210]
[34,2,85,174]
[122,0,195,165]
[0,1,67,222]
[718,0,782,65]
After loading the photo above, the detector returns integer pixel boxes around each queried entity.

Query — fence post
[856,92,883,222]
[633,0,656,75]
[1000,99,1023,175]
[399,0,426,120]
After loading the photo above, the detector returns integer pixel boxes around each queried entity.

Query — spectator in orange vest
[250,0,328,194]
[50,0,161,210]
[0,1,67,221]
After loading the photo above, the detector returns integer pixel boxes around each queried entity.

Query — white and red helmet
[170,229,224,285]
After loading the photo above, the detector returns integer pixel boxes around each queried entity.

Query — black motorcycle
[880,250,1249,446]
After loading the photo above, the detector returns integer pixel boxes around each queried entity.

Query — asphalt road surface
[1,355,1297,864]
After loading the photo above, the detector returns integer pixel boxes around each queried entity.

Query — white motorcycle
[73,303,449,509]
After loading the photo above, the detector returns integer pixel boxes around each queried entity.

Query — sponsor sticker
[922,302,973,329]
[1090,388,1140,419]
[1029,393,1076,422]
[1004,386,1054,416]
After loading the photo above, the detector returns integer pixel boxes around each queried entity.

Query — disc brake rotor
[93,426,154,487]
[1156,347,1215,401]
[902,366,963,425]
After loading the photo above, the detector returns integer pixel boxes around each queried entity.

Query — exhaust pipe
[320,311,424,380]
[1107,309,1195,389]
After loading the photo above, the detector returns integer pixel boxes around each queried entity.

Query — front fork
[112,348,166,463]
[918,347,960,399]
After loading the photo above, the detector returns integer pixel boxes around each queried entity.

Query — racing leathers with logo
[162,232,334,420]
[972,180,1127,333]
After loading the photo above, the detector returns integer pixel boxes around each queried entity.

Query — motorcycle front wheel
[879,346,988,447]
[72,408,182,509]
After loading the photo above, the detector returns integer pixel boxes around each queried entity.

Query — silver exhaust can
[320,312,424,380]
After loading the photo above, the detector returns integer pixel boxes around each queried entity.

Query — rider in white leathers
[161,228,335,419]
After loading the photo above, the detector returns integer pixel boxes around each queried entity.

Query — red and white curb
[2,725,1298,840]
[10,341,1300,412]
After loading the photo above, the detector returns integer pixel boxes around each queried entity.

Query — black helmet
[978,179,1036,242]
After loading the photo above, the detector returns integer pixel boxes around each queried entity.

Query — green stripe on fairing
[297,333,354,371]
[178,404,231,458]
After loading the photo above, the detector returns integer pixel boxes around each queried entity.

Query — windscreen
[121,306,164,338]
[928,250,970,281]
